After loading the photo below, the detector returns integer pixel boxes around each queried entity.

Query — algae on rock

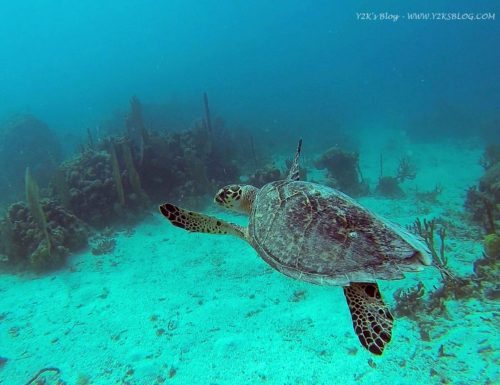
[484,233,500,258]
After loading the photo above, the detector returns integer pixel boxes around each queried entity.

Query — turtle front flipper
[159,203,248,240]
[343,282,393,355]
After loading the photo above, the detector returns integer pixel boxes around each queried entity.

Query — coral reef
[139,122,240,206]
[483,233,500,258]
[247,165,283,188]
[25,167,52,256]
[201,117,242,187]
[121,140,148,203]
[464,186,494,230]
[396,156,417,182]
[52,140,151,227]
[376,155,416,198]
[409,218,449,278]
[125,96,149,167]
[393,282,426,319]
[414,185,442,204]
[480,162,500,205]
[464,145,500,233]
[126,96,149,145]
[395,217,498,332]
[0,115,61,202]
[473,250,499,300]
[139,128,213,205]
[314,147,368,196]
[0,200,88,270]
[56,150,120,226]
[1,95,250,270]
[108,141,125,206]
[479,143,500,170]
[375,177,405,198]
[91,236,116,256]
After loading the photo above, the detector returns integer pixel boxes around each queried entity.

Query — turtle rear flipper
[343,282,393,355]
[159,203,247,240]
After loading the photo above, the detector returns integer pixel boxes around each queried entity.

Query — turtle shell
[249,180,432,286]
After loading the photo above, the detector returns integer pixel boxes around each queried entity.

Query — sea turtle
[159,140,432,355]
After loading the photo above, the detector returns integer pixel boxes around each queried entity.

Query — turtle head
[214,184,258,215]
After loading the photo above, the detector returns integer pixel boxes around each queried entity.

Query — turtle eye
[228,186,242,199]
[229,185,240,193]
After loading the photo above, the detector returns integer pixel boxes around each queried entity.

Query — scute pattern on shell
[249,180,426,286]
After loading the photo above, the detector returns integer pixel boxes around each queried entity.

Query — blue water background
[0,0,498,148]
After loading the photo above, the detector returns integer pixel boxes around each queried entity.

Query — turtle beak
[214,188,227,205]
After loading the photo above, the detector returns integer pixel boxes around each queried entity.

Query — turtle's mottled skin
[250,180,430,286]
[159,140,432,355]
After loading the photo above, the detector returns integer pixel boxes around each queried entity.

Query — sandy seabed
[1,138,498,385]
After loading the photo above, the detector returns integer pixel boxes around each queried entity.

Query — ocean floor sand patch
[1,141,498,385]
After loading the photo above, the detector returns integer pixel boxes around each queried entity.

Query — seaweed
[108,140,125,206]
[483,233,500,258]
[376,154,416,198]
[409,218,450,279]
[396,156,417,183]
[121,140,148,202]
[30,241,58,271]
[393,282,426,319]
[25,167,51,256]
[127,96,149,144]
[86,126,95,150]
[203,92,213,133]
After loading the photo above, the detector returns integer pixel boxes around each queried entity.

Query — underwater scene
[0,1,498,384]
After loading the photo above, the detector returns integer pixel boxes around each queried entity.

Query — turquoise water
[0,2,498,384]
